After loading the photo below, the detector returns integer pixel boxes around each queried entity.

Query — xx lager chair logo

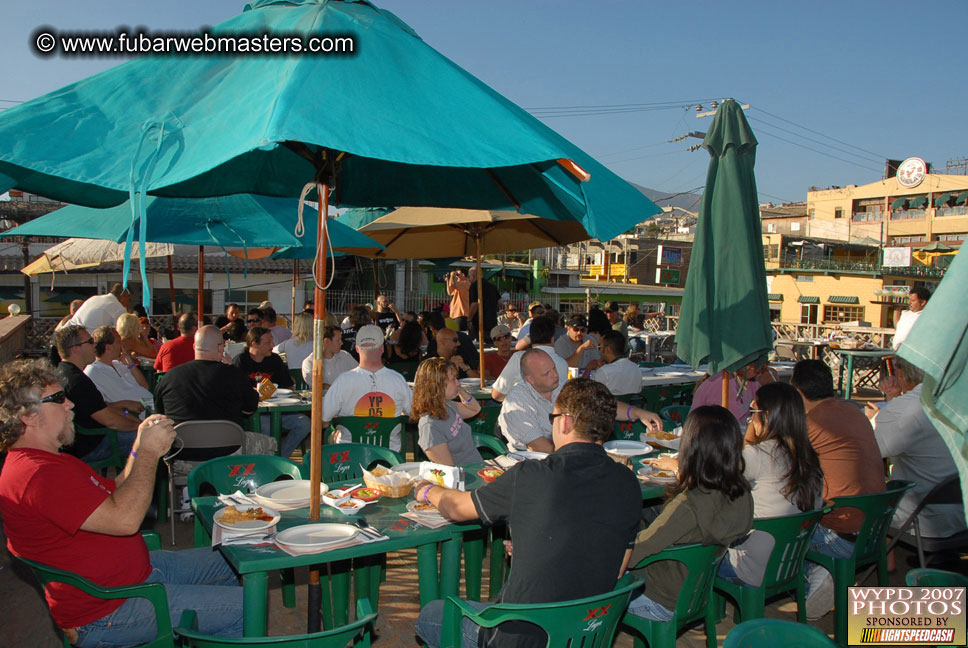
[584,604,611,620]
[329,451,350,464]
[227,463,255,477]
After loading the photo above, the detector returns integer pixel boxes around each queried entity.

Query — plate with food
[505,450,549,463]
[214,505,280,532]
[603,440,653,457]
[275,523,359,549]
[255,480,328,505]
[637,465,678,484]
[407,499,445,519]
[645,427,682,450]
[477,466,504,482]
[347,486,381,502]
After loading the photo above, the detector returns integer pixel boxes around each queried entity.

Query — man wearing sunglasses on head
[53,326,139,464]
[0,359,243,647]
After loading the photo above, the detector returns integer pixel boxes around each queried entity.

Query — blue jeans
[81,431,137,465]
[415,599,489,648]
[74,548,242,648]
[627,591,674,622]
[260,413,310,458]
[716,555,751,586]
[804,525,855,594]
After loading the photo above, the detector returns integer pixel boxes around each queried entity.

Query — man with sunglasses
[513,301,546,351]
[553,314,604,372]
[483,324,514,379]
[0,360,243,646]
[53,326,138,463]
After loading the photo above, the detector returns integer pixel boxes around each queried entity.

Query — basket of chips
[362,465,413,498]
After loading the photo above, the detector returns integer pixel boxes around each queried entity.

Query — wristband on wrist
[127,363,136,369]
[420,485,433,505]
[130,450,137,459]
[626,405,633,421]
[464,396,475,404]
[123,408,130,418]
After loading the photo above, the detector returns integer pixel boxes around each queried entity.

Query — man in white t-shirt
[891,286,930,350]
[490,316,568,403]
[84,325,153,414]
[67,284,131,332]
[590,331,642,396]
[302,325,357,388]
[322,325,411,452]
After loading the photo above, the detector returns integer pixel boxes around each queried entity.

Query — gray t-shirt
[418,401,483,466]
[554,335,601,370]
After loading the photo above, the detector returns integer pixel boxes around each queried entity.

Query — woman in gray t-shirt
[411,358,483,466]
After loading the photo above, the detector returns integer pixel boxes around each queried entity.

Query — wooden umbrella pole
[307,177,331,634]
[721,369,729,409]
[476,234,486,390]
[197,246,205,320]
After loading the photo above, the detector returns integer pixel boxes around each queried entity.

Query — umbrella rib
[485,170,521,210]
[528,218,570,246]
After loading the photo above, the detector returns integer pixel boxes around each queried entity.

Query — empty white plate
[255,480,328,504]
[275,523,359,548]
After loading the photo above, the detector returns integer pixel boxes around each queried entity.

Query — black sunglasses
[571,327,587,333]
[71,338,94,348]
[246,318,260,324]
[493,334,511,342]
[39,390,67,405]
[548,412,572,425]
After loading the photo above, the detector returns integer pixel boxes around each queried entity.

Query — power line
[752,124,884,174]
[749,106,887,161]
[747,115,883,165]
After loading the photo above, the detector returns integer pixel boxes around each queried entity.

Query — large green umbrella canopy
[897,247,968,521]
[675,100,772,374]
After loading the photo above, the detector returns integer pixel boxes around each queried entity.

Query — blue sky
[2,0,966,209]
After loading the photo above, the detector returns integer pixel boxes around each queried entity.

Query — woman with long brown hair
[410,358,482,466]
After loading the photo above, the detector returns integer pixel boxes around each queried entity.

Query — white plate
[265,397,301,405]
[637,465,678,484]
[275,523,359,548]
[506,451,549,462]
[255,480,328,504]
[392,462,422,479]
[603,440,653,457]
[407,500,444,519]
[214,505,281,532]
[274,389,294,396]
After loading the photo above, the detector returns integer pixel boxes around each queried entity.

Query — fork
[352,518,383,540]
[217,531,278,547]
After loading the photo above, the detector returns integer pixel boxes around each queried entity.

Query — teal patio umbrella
[897,247,968,522]
[675,100,772,402]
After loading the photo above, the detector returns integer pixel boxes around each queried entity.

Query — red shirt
[154,335,195,371]
[0,449,150,628]
[483,351,511,379]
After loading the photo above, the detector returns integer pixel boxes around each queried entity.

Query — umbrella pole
[307,175,332,633]
[721,369,729,409]
[197,246,205,320]
[476,235,486,390]
[167,255,176,316]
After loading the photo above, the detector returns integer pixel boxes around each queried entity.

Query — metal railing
[890,209,926,221]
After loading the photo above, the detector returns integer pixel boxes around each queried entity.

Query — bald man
[154,313,198,372]
[154,325,258,427]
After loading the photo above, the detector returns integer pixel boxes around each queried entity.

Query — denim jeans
[259,413,310,458]
[415,599,489,648]
[716,555,751,586]
[804,525,855,594]
[81,431,137,465]
[74,548,242,648]
[626,591,675,622]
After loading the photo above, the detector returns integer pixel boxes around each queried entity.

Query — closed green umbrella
[675,100,772,387]
[897,247,968,521]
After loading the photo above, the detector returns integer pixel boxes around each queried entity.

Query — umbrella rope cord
[298,182,335,290]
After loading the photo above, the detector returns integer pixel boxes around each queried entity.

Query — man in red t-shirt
[483,324,514,379]
[154,313,197,372]
[0,360,242,646]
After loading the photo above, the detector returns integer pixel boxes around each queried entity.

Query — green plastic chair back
[71,425,125,472]
[18,537,174,648]
[723,618,837,648]
[612,419,647,441]
[622,543,723,648]
[659,405,690,423]
[905,568,968,587]
[302,443,403,482]
[331,416,409,449]
[176,598,377,647]
[714,508,827,624]
[468,404,502,438]
[289,368,307,390]
[473,432,508,459]
[390,361,421,381]
[441,578,641,648]
[805,480,914,644]
[186,454,302,498]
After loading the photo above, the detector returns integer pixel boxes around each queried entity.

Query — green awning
[798,296,820,303]
[956,191,968,206]
[767,293,783,301]
[890,197,908,210]
[828,295,860,304]
[934,193,952,207]
[909,196,928,209]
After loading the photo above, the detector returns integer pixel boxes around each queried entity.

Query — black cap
[567,314,588,328]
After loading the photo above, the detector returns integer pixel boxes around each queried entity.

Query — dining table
[243,390,315,452]
[828,347,894,400]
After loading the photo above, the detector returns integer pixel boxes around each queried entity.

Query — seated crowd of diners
[1,285,964,646]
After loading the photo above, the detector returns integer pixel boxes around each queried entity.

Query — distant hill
[631,182,702,213]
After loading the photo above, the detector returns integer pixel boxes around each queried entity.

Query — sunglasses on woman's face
[39,390,68,405]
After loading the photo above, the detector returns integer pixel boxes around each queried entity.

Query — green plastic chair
[805,480,914,644]
[72,425,125,473]
[18,532,173,648]
[288,368,307,390]
[301,443,403,482]
[713,508,827,624]
[905,568,968,587]
[176,598,377,647]
[473,432,508,459]
[659,405,690,424]
[621,543,723,648]
[331,416,409,449]
[441,577,641,648]
[390,360,421,381]
[723,618,837,648]
[612,419,648,441]
[468,404,502,438]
